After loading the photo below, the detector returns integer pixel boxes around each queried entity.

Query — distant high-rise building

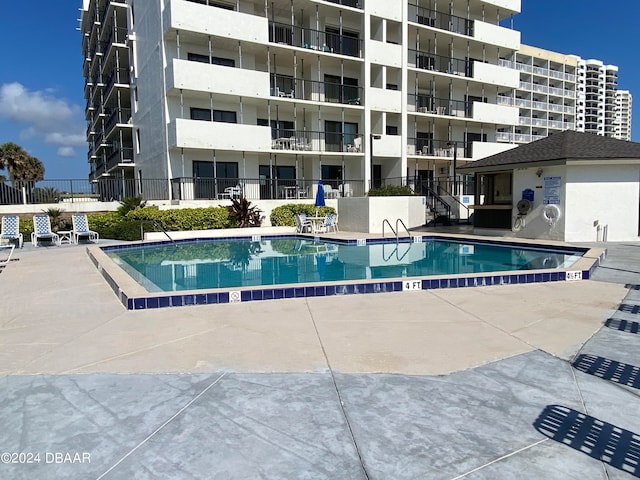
[614,90,632,141]
[576,59,619,138]
[497,45,578,144]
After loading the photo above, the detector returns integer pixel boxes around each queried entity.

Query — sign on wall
[543,176,561,205]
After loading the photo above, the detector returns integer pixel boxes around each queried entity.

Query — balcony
[169,119,272,151]
[407,138,466,158]
[269,22,362,58]
[408,50,470,77]
[106,147,134,172]
[167,58,269,97]
[408,4,473,36]
[270,74,364,106]
[270,130,364,153]
[105,108,132,136]
[164,0,268,45]
[103,68,130,100]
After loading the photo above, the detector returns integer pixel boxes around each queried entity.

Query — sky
[0,1,637,179]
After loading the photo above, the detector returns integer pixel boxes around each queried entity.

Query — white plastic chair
[31,214,60,247]
[71,213,99,244]
[317,213,338,233]
[1,215,23,248]
[295,213,313,233]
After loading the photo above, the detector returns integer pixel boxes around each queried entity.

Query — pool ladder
[382,218,411,240]
[140,219,176,246]
[382,218,412,262]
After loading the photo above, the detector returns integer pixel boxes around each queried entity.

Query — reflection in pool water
[107,237,583,293]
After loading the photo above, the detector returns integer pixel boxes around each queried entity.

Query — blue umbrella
[314,179,325,217]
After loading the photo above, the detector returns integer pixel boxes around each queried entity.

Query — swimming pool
[89,234,600,310]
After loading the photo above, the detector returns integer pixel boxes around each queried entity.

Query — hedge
[367,185,415,196]
[270,204,336,227]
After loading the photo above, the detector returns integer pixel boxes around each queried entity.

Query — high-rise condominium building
[496,44,578,144]
[81,0,522,199]
[614,90,632,141]
[81,0,133,183]
[576,59,618,138]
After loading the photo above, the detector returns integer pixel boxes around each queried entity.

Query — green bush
[367,185,415,196]
[19,217,33,238]
[127,206,231,231]
[88,212,142,241]
[270,204,336,227]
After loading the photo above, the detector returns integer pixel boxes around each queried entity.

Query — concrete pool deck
[0,234,639,479]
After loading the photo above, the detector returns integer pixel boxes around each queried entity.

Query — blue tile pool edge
[87,238,602,311]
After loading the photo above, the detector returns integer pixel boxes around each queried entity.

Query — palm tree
[0,142,29,183]
[13,155,45,182]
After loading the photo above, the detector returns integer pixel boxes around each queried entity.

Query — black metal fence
[0,177,368,206]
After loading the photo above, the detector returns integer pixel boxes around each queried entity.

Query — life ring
[542,204,562,224]
[513,216,525,232]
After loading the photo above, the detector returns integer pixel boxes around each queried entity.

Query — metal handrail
[396,218,411,237]
[382,218,397,239]
[141,219,176,246]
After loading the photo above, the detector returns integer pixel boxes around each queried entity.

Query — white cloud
[57,147,76,157]
[0,82,86,152]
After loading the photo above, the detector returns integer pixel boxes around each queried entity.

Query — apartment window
[190,108,237,123]
[386,125,398,135]
[258,118,294,139]
[325,120,358,152]
[187,53,235,67]
[325,27,359,57]
[321,165,342,188]
[324,74,359,104]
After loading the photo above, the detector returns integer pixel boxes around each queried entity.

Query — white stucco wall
[473,21,520,50]
[565,164,640,242]
[337,196,426,233]
[510,163,640,242]
[367,40,403,68]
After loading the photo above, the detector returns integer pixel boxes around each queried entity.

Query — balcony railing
[172,177,366,201]
[408,94,470,118]
[408,3,473,36]
[106,147,134,171]
[407,138,467,158]
[269,130,364,153]
[270,74,363,105]
[0,175,374,205]
[105,108,132,135]
[325,0,362,8]
[409,49,471,77]
[268,21,362,58]
[103,68,130,99]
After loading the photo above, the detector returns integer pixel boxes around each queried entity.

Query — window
[325,121,358,152]
[187,53,235,67]
[324,74,359,104]
[258,119,294,139]
[190,108,237,123]
[386,125,398,135]
[325,27,359,57]
[321,165,342,188]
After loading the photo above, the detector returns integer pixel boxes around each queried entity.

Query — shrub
[117,195,146,216]
[88,212,142,241]
[270,204,336,227]
[127,206,231,232]
[223,196,264,228]
[367,185,415,196]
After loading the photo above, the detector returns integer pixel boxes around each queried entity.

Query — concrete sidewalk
[0,240,639,479]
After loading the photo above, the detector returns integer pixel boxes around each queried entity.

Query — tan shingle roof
[459,131,640,171]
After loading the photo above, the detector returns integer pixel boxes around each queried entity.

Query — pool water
[106,237,583,293]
